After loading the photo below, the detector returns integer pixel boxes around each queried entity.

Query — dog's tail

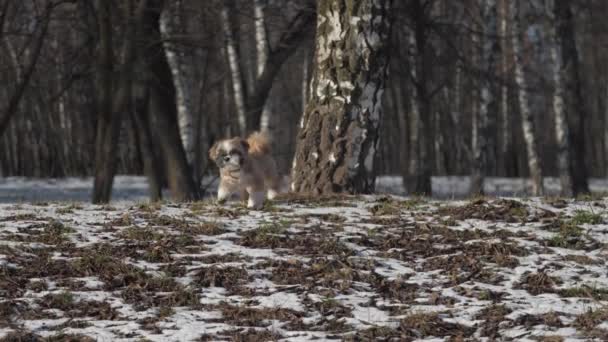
[246,131,271,155]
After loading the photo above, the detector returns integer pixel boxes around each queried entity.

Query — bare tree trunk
[499,0,510,176]
[92,0,146,203]
[160,0,195,164]
[291,0,392,194]
[254,0,272,132]
[406,41,420,191]
[143,0,198,201]
[471,0,498,195]
[512,0,543,196]
[92,0,119,203]
[221,1,247,136]
[132,86,162,201]
[404,3,432,196]
[245,8,315,133]
[551,0,589,196]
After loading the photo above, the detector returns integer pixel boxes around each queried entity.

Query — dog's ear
[240,139,250,151]
[209,142,219,160]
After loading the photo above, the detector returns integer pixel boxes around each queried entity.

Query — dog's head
[209,138,250,170]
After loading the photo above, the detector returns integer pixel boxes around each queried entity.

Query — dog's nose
[223,156,231,162]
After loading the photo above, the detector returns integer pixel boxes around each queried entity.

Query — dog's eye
[228,149,240,155]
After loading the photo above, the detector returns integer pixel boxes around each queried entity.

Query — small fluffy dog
[209,132,282,209]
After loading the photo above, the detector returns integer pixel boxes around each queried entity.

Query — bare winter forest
[3,1,608,341]
[1,0,607,202]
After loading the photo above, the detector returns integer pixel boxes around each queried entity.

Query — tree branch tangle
[291,0,392,194]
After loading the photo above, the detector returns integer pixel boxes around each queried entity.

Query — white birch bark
[160,1,195,163]
[291,0,392,194]
[512,0,544,195]
[254,0,267,78]
[221,3,247,136]
[254,0,272,132]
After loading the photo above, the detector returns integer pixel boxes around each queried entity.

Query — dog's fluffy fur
[209,132,282,209]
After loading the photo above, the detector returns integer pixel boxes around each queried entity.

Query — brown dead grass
[437,198,544,223]
[516,271,557,295]
[193,265,249,289]
[217,303,303,327]
[476,304,512,338]
[399,312,474,339]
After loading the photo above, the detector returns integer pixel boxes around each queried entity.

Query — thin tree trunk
[245,8,315,133]
[512,0,543,196]
[550,27,573,196]
[92,0,146,203]
[132,86,162,201]
[92,0,119,203]
[143,0,198,201]
[221,1,247,136]
[471,1,493,195]
[558,0,589,196]
[404,5,432,195]
[472,0,499,195]
[499,0,510,176]
[254,0,271,132]
[160,0,195,164]
[291,0,392,194]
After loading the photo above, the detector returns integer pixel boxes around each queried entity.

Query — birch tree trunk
[254,0,271,132]
[160,0,195,164]
[471,0,498,195]
[291,0,392,194]
[511,0,544,196]
[221,1,248,136]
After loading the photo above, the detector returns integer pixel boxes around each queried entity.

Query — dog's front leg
[217,182,232,204]
[246,187,265,209]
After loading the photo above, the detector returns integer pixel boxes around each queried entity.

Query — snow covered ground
[0,187,607,341]
[0,175,607,203]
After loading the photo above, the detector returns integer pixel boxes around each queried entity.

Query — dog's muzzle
[215,155,230,168]
[215,153,243,170]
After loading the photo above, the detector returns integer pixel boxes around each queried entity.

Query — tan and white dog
[209,132,283,209]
